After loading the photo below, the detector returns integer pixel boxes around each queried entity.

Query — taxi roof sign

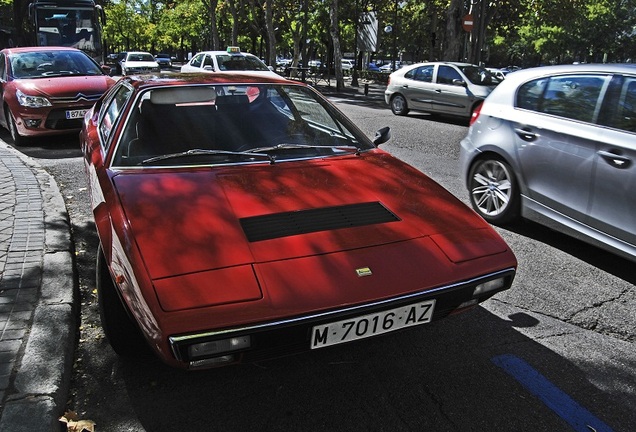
[227,46,241,53]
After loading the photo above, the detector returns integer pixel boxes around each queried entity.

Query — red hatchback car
[0,46,115,145]
[81,73,517,370]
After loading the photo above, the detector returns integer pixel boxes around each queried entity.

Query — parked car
[379,61,401,73]
[0,46,115,146]
[460,63,636,262]
[367,62,381,72]
[385,62,499,119]
[180,47,278,78]
[341,59,354,71]
[120,51,160,75]
[155,53,172,68]
[80,73,517,370]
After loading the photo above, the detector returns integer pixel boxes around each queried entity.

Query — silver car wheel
[390,94,409,116]
[469,158,519,224]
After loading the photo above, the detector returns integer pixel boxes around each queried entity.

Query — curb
[0,143,76,432]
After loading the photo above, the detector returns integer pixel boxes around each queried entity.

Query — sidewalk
[0,141,75,432]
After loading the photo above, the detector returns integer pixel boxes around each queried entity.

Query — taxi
[180,47,279,78]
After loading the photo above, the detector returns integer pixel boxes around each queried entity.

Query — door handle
[597,150,631,169]
[514,127,538,142]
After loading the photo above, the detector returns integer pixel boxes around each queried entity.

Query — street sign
[462,14,474,32]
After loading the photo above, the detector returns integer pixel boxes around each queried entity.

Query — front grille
[45,108,89,130]
[239,202,401,242]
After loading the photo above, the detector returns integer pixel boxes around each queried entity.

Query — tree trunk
[442,0,463,61]
[329,0,344,90]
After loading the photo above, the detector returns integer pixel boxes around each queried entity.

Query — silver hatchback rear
[459,64,636,261]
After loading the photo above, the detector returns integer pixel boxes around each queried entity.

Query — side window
[190,54,204,68]
[0,53,5,80]
[539,75,606,122]
[404,66,433,82]
[203,55,214,69]
[599,76,636,133]
[517,75,606,123]
[517,79,547,111]
[436,66,462,85]
[98,84,134,150]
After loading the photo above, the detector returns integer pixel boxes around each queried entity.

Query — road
[10,95,636,431]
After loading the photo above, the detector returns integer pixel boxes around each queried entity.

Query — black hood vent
[240,202,400,242]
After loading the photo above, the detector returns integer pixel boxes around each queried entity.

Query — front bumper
[169,268,515,369]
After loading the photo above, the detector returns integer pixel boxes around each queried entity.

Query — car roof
[1,46,82,55]
[194,51,258,57]
[122,71,294,90]
[504,63,636,80]
[127,51,153,56]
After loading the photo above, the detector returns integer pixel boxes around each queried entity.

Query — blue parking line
[491,354,614,432]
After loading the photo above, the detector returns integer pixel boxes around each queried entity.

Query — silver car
[385,62,498,118]
[459,63,636,261]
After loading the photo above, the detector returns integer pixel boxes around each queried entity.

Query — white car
[120,51,160,76]
[341,59,354,71]
[181,47,278,78]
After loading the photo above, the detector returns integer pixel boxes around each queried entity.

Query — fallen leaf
[59,411,96,432]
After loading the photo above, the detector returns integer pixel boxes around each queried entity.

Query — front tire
[6,110,26,146]
[468,157,520,225]
[390,94,409,116]
[96,244,148,357]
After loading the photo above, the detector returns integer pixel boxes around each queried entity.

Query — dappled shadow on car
[504,219,636,285]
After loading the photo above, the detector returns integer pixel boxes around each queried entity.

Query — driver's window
[437,66,462,85]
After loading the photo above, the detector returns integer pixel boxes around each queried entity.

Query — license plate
[65,109,87,119]
[310,299,435,349]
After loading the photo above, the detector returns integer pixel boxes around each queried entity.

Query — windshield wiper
[247,143,362,155]
[141,149,274,165]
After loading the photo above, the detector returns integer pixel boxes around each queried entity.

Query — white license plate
[65,109,87,119]
[311,299,435,349]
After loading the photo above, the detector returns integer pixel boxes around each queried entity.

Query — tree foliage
[4,0,635,68]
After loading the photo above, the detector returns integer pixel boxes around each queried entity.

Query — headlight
[16,89,52,108]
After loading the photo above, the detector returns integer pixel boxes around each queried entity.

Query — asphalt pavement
[0,80,386,432]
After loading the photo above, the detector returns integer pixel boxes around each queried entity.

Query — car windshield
[458,65,497,86]
[10,51,103,79]
[215,54,270,71]
[112,83,373,167]
[128,53,155,62]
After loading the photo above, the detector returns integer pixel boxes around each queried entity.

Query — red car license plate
[66,109,88,119]
[310,299,435,349]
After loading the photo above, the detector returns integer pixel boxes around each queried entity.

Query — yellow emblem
[356,267,373,277]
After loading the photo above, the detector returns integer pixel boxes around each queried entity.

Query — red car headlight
[16,89,52,108]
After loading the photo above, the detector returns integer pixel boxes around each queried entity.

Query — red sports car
[81,73,517,370]
[0,46,115,145]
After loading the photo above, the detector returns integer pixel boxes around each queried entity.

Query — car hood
[112,153,513,312]
[14,75,114,99]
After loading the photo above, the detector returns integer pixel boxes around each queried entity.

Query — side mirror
[373,126,391,146]
[453,79,467,87]
[203,65,214,71]
[101,64,111,75]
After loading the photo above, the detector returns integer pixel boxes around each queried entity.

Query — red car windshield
[10,50,104,79]
[111,84,372,167]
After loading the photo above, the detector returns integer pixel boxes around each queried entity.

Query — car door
[589,74,636,247]
[400,65,434,111]
[182,53,205,73]
[513,74,609,222]
[430,65,471,116]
